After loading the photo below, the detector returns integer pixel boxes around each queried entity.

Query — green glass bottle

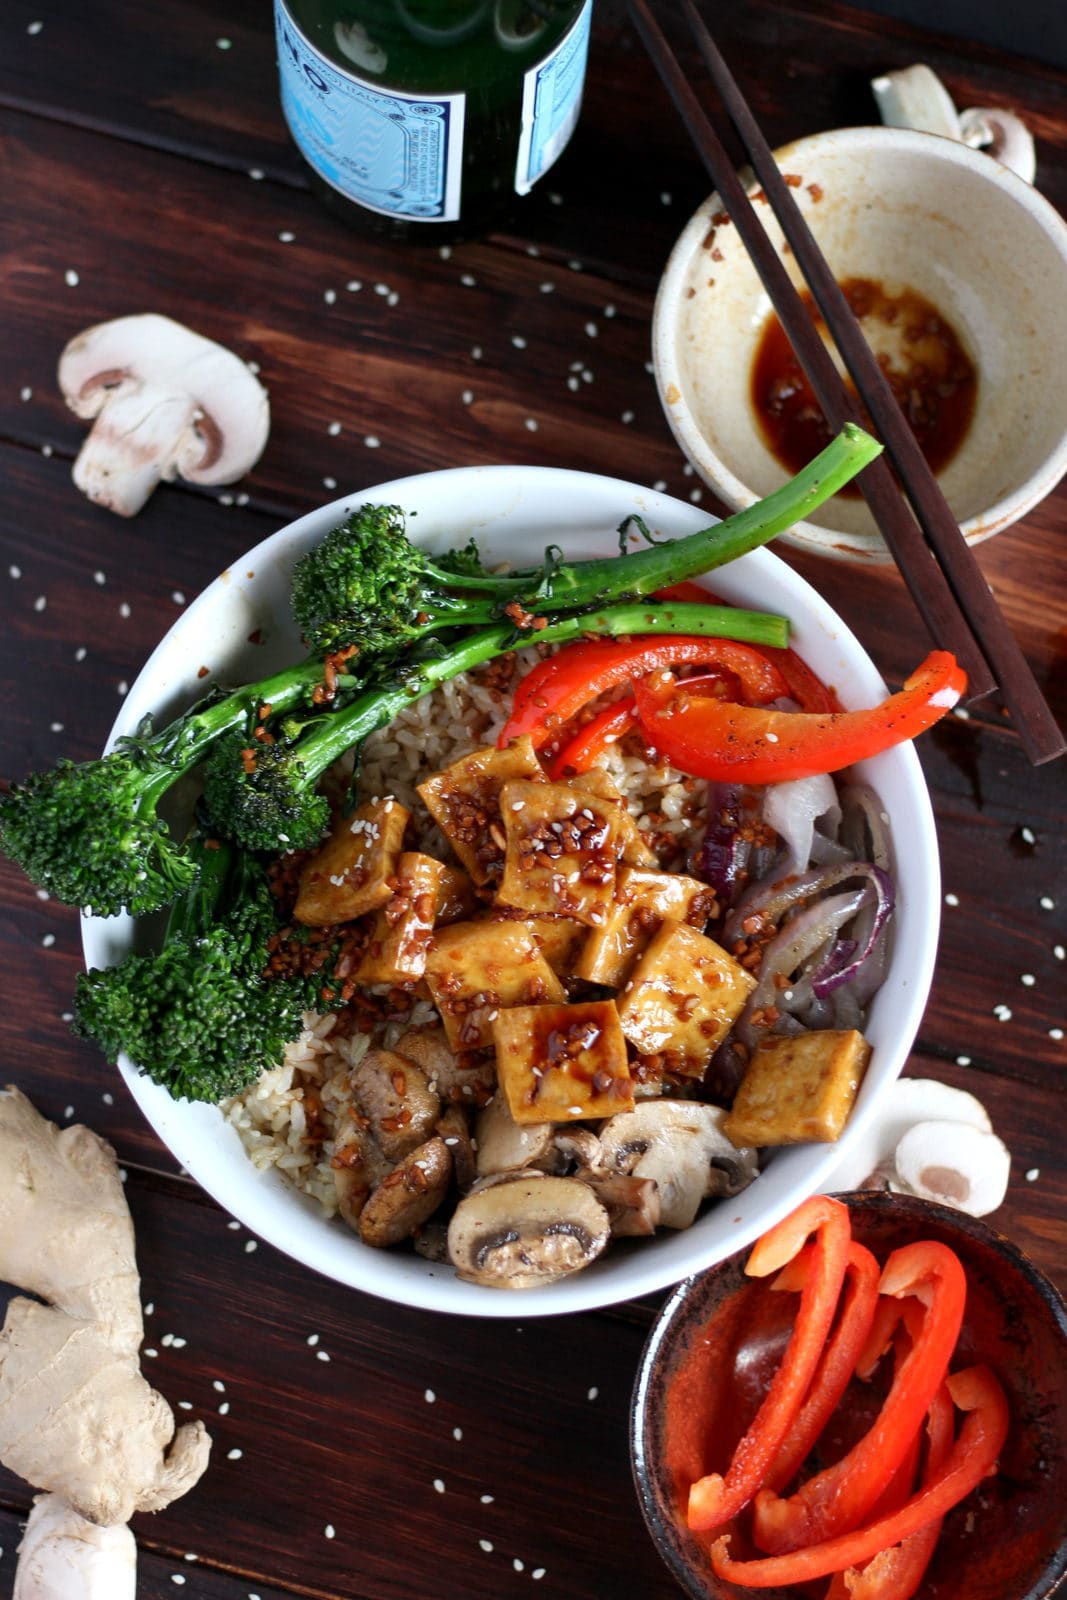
[274,0,593,239]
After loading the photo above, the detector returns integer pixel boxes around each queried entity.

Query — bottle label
[274,0,465,222]
[515,0,593,196]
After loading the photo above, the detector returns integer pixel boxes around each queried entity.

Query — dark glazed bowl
[631,1192,1067,1600]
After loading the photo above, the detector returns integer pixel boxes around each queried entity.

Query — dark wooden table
[1,3,1065,1597]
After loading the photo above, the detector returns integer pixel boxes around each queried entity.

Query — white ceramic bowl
[82,465,940,1316]
[654,127,1067,563]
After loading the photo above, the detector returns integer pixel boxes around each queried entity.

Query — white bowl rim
[81,463,941,1317]
[653,125,1067,563]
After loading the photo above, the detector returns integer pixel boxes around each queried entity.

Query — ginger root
[0,1086,211,1526]
[14,1494,136,1600]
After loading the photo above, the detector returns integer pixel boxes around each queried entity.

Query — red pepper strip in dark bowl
[835,1381,956,1600]
[710,1364,1009,1588]
[762,1239,882,1495]
[632,651,967,784]
[686,1195,851,1533]
[751,1238,968,1553]
[497,636,790,749]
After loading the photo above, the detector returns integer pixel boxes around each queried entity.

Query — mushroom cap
[447,1176,610,1289]
[57,313,269,512]
[597,1100,758,1229]
[351,1047,441,1162]
[821,1076,993,1195]
[358,1137,453,1249]
[894,1119,1011,1217]
[474,1091,554,1177]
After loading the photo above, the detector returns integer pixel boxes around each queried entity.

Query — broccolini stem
[529,424,882,606]
[288,597,791,789]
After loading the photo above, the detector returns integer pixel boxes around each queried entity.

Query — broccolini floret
[72,832,328,1103]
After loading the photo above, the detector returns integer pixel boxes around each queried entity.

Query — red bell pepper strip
[763,1239,882,1494]
[499,636,790,749]
[686,1196,851,1533]
[653,584,840,712]
[547,698,639,779]
[840,1382,956,1600]
[751,1239,967,1554]
[710,1364,1008,1588]
[631,651,967,784]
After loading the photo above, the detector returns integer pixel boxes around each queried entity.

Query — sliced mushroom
[358,1137,453,1249]
[350,1048,441,1162]
[597,1101,758,1229]
[447,1176,610,1289]
[435,1103,477,1193]
[331,1121,391,1228]
[551,1128,603,1172]
[581,1174,662,1237]
[394,1026,496,1107]
[57,314,269,516]
[474,1092,554,1178]
[412,1219,452,1264]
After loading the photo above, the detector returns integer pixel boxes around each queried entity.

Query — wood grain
[1,1,1065,1597]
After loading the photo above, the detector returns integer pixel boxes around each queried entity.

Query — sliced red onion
[692,785,753,907]
[735,886,871,1049]
[839,784,893,873]
[762,773,841,878]
[811,865,894,998]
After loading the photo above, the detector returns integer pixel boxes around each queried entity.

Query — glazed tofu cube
[723,1030,872,1146]
[435,864,478,925]
[492,914,588,979]
[417,735,546,886]
[355,852,445,987]
[569,768,657,868]
[616,920,755,1078]
[424,919,565,1051]
[294,797,410,927]
[576,867,717,988]
[496,780,621,925]
[492,1000,634,1124]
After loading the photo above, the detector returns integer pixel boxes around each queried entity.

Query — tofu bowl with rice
[67,464,941,1315]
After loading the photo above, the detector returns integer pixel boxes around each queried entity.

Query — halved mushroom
[435,1103,477,1193]
[331,1121,392,1228]
[393,1026,496,1107]
[894,1119,1010,1217]
[350,1048,441,1162]
[581,1174,662,1237]
[473,1092,554,1178]
[447,1176,610,1289]
[820,1077,995,1196]
[57,314,269,516]
[358,1137,453,1249]
[597,1101,758,1229]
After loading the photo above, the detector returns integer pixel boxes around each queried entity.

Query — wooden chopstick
[628,0,1066,764]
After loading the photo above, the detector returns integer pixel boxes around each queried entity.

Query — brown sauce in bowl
[750,276,977,494]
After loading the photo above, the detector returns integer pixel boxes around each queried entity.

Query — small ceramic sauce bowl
[631,1191,1067,1600]
[654,127,1067,563]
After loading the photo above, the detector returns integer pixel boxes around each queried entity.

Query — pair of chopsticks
[629,0,1065,766]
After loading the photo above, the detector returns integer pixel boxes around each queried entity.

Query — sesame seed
[584,321,598,337]
[307,1333,320,1346]
[216,37,232,49]
[41,933,55,948]
[439,245,452,259]
[248,168,265,180]
[460,273,477,287]
[27,20,43,33]
[34,595,47,612]
[213,1380,226,1392]
[324,1525,335,1539]
[244,1239,257,1253]
[621,409,635,424]
[346,279,362,291]
[1055,945,1065,960]
[479,1539,494,1553]
[533,1568,546,1580]
[324,289,337,304]
[425,1388,436,1403]
[540,281,555,293]
[1051,1028,1064,1041]
[65,269,79,286]
[452,1426,463,1441]
[993,1004,1012,1021]
[525,418,539,432]
[433,1478,445,1493]
[75,645,87,660]
[462,388,474,404]
[660,190,672,204]
[172,590,186,604]
[512,335,528,349]
[1021,826,1036,844]
[1026,1167,1040,1181]
[227,1220,241,1231]
[278,230,295,242]
[323,476,337,490]
[1038,895,1054,910]
[101,1091,113,1104]
[218,1401,230,1415]
[514,1558,525,1571]
[480,1494,494,1504]
[1021,973,1036,987]
[471,345,483,360]
[587,1386,599,1400]
[328,421,342,435]
[171,1577,186,1586]
[956,1055,971,1067]
[364,435,381,448]
[316,1350,331,1362]
[765,731,779,744]
[227,1448,242,1461]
